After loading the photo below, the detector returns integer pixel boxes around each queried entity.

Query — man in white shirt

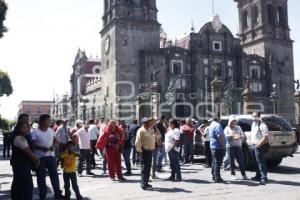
[200,120,212,167]
[31,114,64,200]
[74,122,94,176]
[88,119,100,168]
[250,112,269,185]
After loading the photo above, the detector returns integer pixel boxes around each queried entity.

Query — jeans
[78,149,91,174]
[252,145,268,180]
[228,146,246,176]
[168,149,181,180]
[36,156,62,199]
[157,146,165,169]
[132,147,140,165]
[141,149,152,187]
[101,150,107,173]
[3,141,10,157]
[63,172,81,198]
[122,147,132,173]
[211,149,225,181]
[152,148,159,173]
[223,148,230,169]
[11,164,33,200]
[90,140,98,167]
[204,141,212,166]
[183,139,194,162]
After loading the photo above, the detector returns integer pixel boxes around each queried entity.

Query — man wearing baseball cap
[135,117,156,190]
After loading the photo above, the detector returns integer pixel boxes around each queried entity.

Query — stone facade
[69,0,296,123]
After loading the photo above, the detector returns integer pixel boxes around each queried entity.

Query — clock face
[104,35,110,54]
[227,60,233,67]
[203,58,209,65]
[212,15,223,32]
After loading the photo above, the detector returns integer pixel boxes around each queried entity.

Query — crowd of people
[8,111,270,200]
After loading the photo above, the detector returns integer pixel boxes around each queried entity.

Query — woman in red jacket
[96,120,126,181]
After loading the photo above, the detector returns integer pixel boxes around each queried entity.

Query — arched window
[267,4,275,25]
[277,6,285,26]
[252,5,259,25]
[242,10,248,30]
[104,0,108,11]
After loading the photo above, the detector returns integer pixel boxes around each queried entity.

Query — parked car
[219,114,299,168]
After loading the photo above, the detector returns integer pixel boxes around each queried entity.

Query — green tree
[0,116,10,131]
[0,0,8,38]
[0,70,13,97]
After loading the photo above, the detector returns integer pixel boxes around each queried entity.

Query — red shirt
[182,124,195,140]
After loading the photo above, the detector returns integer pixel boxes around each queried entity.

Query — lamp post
[270,84,278,114]
[204,65,209,119]
[79,96,90,122]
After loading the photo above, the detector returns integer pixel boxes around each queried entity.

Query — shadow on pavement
[268,179,300,186]
[180,167,203,171]
[181,179,212,184]
[152,187,192,193]
[180,171,198,174]
[0,174,13,178]
[269,165,300,174]
[228,180,259,187]
[0,188,10,200]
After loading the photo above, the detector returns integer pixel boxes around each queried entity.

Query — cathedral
[67,0,295,123]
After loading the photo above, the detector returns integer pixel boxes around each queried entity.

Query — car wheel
[267,158,283,168]
[242,147,252,170]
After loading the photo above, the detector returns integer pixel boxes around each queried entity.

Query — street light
[270,84,278,114]
[204,66,209,119]
[79,96,90,122]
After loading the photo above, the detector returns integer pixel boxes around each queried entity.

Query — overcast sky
[0,0,299,120]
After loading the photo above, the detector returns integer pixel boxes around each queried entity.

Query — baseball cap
[141,117,150,124]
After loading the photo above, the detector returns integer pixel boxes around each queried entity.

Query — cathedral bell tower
[235,0,295,121]
[100,0,160,119]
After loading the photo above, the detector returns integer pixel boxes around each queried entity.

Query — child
[60,140,83,200]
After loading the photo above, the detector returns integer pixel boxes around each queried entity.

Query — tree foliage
[0,70,13,97]
[0,0,8,38]
[0,116,13,131]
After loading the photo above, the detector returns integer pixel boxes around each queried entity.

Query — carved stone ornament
[212,15,223,33]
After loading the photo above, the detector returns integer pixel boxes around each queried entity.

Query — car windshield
[220,118,252,132]
[262,116,292,132]
[238,119,253,132]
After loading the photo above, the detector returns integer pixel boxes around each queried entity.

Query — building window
[277,6,285,26]
[204,66,209,76]
[93,65,101,74]
[267,4,275,25]
[213,41,222,51]
[228,67,233,77]
[26,106,31,113]
[181,79,187,88]
[252,5,259,25]
[106,86,109,97]
[242,10,248,29]
[171,60,183,75]
[250,82,262,92]
[250,66,260,79]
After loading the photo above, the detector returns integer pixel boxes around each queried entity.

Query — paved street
[0,135,300,200]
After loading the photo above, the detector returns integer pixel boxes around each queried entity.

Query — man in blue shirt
[209,113,226,183]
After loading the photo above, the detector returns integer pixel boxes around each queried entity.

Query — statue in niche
[151,69,160,82]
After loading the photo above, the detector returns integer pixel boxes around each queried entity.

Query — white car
[220,114,298,168]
